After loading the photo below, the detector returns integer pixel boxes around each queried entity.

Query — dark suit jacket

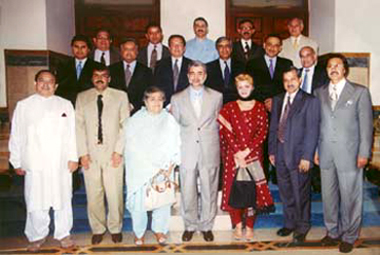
[205,58,245,104]
[299,64,329,93]
[137,44,170,67]
[89,46,121,66]
[153,56,191,105]
[109,61,153,114]
[268,90,320,170]
[232,40,265,65]
[56,57,104,106]
[246,56,293,102]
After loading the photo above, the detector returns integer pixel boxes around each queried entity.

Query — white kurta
[9,94,77,213]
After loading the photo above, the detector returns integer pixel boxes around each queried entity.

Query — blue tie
[224,61,230,88]
[302,69,310,93]
[76,61,82,80]
[269,59,274,79]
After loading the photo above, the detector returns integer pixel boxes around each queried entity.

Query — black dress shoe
[321,235,340,246]
[182,230,195,242]
[91,233,105,245]
[277,227,294,237]
[339,241,354,253]
[293,232,306,244]
[111,233,123,243]
[202,231,214,242]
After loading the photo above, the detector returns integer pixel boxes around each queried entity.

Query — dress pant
[25,205,73,242]
[276,142,311,234]
[83,158,124,234]
[180,163,219,231]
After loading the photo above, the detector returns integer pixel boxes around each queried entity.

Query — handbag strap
[234,167,255,181]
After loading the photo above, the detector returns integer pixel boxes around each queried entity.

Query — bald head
[300,46,317,68]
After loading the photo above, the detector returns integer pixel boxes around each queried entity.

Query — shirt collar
[75,58,87,66]
[219,58,231,67]
[171,56,183,68]
[123,60,137,71]
[148,42,163,51]
[285,89,299,104]
[189,85,204,98]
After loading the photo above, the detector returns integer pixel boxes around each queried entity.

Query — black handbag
[228,167,256,209]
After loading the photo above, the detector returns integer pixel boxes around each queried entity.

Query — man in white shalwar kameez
[9,70,78,252]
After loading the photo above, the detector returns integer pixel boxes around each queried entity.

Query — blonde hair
[234,73,254,88]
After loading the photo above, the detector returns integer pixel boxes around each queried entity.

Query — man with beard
[184,17,218,63]
[76,66,130,245]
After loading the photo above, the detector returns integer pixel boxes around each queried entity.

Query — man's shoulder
[277,56,293,65]
[171,88,188,101]
[205,86,223,98]
[206,59,219,68]
[108,87,128,98]
[136,62,152,73]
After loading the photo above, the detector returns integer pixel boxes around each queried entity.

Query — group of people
[8,16,373,254]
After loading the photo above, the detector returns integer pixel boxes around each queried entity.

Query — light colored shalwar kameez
[124,107,181,238]
[9,94,77,242]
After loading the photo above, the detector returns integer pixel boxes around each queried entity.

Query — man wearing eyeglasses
[90,28,121,66]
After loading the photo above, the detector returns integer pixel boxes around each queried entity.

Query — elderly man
[90,28,121,66]
[269,66,320,244]
[206,36,245,104]
[9,70,78,252]
[232,19,264,65]
[154,34,191,105]
[314,54,373,253]
[171,61,223,242]
[109,38,152,114]
[76,66,130,245]
[279,18,318,68]
[184,17,218,63]
[137,23,170,70]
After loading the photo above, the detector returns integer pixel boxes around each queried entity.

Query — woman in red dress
[218,73,275,240]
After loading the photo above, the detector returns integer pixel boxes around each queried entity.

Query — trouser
[180,163,219,231]
[83,159,124,234]
[129,205,171,238]
[25,205,73,242]
[229,209,256,228]
[276,142,311,235]
[321,162,363,244]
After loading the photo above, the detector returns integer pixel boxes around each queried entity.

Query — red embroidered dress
[218,101,274,213]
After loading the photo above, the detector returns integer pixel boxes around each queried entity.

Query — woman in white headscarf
[124,86,181,245]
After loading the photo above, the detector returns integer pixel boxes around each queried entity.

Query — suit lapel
[288,90,303,119]
[320,84,332,113]
[183,87,198,120]
[198,87,211,123]
[335,81,355,110]
[259,57,272,80]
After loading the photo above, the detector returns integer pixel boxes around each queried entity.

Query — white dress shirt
[94,49,110,66]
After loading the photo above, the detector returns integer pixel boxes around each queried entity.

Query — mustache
[243,31,251,35]
[95,80,105,84]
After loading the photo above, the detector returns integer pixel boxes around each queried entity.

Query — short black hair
[94,28,112,40]
[168,34,186,47]
[92,65,110,76]
[119,37,138,48]
[145,23,163,33]
[264,33,282,46]
[327,53,350,77]
[193,17,208,27]
[238,19,255,29]
[215,36,232,48]
[34,70,56,82]
[282,66,301,78]
[71,35,92,48]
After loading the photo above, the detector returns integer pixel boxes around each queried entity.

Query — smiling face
[216,39,232,60]
[264,36,282,58]
[194,20,208,39]
[144,91,164,114]
[92,70,110,92]
[288,18,304,37]
[72,40,90,60]
[93,30,111,51]
[283,69,301,94]
[35,72,58,97]
[236,80,254,99]
[327,57,346,84]
[237,21,255,40]
[300,47,317,68]
[188,65,207,89]
[146,26,163,45]
[169,37,186,58]
[120,41,138,63]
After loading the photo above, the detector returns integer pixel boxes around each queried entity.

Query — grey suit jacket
[76,87,130,161]
[171,86,223,170]
[314,80,373,170]
[89,47,121,66]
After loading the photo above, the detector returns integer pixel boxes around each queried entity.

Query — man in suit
[184,17,218,63]
[232,19,264,65]
[268,66,320,244]
[56,35,104,107]
[314,54,373,253]
[206,36,245,104]
[137,23,170,70]
[76,66,130,245]
[90,29,121,66]
[299,46,328,94]
[154,34,191,105]
[171,61,223,242]
[279,18,319,68]
[109,38,153,114]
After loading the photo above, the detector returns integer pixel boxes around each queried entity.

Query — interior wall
[161,0,226,43]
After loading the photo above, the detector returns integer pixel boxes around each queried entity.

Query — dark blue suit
[268,89,320,234]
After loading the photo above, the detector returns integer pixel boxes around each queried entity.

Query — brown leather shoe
[91,233,105,245]
[182,230,195,242]
[111,233,123,243]
[27,237,46,252]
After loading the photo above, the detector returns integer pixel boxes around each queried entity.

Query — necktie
[100,52,106,65]
[97,94,103,144]
[278,96,291,143]
[269,59,274,79]
[150,45,158,69]
[173,59,179,91]
[301,68,310,93]
[293,38,299,49]
[76,61,82,80]
[125,64,132,87]
[244,42,250,60]
[193,93,202,118]
[330,84,338,110]
[224,61,230,88]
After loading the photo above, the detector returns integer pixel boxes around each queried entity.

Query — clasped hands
[234,148,251,168]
